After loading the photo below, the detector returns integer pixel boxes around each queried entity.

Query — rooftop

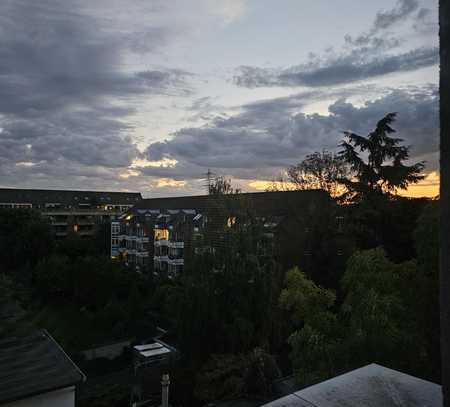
[262,364,442,407]
[0,330,85,404]
[0,187,142,207]
[132,190,331,217]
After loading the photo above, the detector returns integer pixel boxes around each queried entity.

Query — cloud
[143,85,438,180]
[373,0,419,31]
[233,0,437,89]
[0,0,195,188]
[235,47,438,88]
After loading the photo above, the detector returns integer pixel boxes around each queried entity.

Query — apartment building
[117,205,204,275]
[0,188,142,242]
[117,190,338,277]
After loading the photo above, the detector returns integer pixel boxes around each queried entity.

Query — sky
[0,0,439,197]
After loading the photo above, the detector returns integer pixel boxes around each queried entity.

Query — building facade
[0,188,142,244]
[117,190,340,277]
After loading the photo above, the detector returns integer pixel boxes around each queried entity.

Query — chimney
[161,373,170,407]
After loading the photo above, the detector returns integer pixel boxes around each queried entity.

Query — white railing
[168,241,184,249]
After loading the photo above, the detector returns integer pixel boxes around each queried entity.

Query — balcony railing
[168,241,184,248]
[154,255,169,262]
[168,258,184,266]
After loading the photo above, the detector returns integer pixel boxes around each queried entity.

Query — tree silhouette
[286,150,349,197]
[338,113,425,201]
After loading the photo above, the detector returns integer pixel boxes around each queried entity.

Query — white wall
[3,386,75,407]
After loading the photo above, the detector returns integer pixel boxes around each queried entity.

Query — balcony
[168,258,184,266]
[154,255,169,262]
[137,236,150,243]
[155,239,169,247]
[168,241,184,249]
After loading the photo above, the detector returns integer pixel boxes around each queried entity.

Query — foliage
[208,175,241,195]
[279,268,341,384]
[340,249,423,372]
[33,253,154,349]
[0,273,29,337]
[414,201,439,275]
[342,196,429,262]
[195,348,280,402]
[285,150,349,197]
[279,267,335,326]
[281,247,435,387]
[338,113,425,202]
[0,208,54,273]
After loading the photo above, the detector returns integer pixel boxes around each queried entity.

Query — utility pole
[440,0,449,405]
[204,169,216,194]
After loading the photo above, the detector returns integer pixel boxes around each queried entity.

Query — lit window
[227,217,236,227]
[154,229,169,241]
[73,224,78,233]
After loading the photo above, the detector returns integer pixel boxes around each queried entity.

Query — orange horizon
[247,171,440,199]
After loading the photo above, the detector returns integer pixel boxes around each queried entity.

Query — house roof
[0,188,142,207]
[0,330,85,404]
[263,364,442,407]
[132,190,331,217]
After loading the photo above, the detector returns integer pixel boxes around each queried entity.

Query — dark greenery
[0,209,54,275]
[338,112,425,202]
[281,209,440,386]
[195,348,280,402]
[0,208,155,352]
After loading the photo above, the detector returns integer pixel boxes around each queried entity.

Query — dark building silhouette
[116,190,342,277]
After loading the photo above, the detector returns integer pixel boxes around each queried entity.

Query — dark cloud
[373,0,419,31]
[144,86,439,180]
[235,47,438,88]
[233,0,437,89]
[0,0,192,183]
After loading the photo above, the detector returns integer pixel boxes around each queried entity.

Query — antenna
[202,169,216,194]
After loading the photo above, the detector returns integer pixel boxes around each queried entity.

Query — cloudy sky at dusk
[0,0,439,197]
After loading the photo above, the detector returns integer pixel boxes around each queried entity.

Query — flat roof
[0,188,142,206]
[0,330,85,404]
[134,343,163,351]
[134,342,172,358]
[140,347,171,358]
[262,364,442,407]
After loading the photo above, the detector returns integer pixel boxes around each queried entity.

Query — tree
[285,150,349,197]
[0,209,54,274]
[194,348,280,402]
[281,250,434,387]
[339,113,425,202]
[208,174,241,195]
[279,267,340,385]
[440,0,450,403]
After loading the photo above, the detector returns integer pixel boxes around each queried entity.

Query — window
[154,228,169,241]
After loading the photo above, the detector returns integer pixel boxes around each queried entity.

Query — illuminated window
[227,217,236,228]
[73,224,78,233]
[154,228,169,241]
